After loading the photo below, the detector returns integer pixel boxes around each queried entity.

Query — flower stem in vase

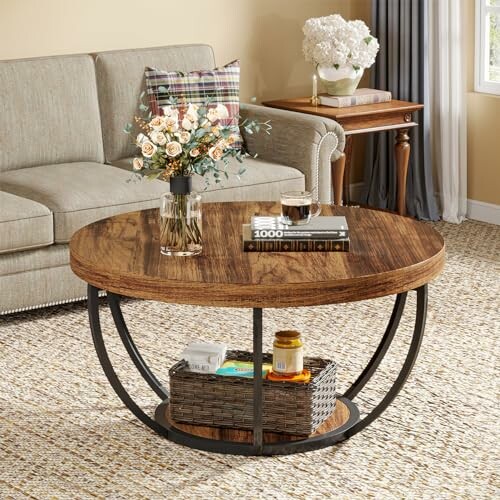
[160,190,202,256]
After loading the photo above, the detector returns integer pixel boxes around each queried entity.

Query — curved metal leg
[107,292,169,401]
[345,285,428,437]
[344,292,407,400]
[87,285,167,435]
[87,283,428,454]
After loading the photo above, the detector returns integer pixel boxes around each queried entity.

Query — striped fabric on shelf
[145,60,242,148]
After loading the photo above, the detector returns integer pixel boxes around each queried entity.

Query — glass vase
[159,176,202,256]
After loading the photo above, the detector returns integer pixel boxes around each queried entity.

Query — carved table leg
[395,128,410,216]
[332,152,346,205]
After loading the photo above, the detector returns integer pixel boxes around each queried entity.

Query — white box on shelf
[181,342,227,374]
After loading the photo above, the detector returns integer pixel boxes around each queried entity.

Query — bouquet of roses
[124,96,271,256]
[126,96,270,186]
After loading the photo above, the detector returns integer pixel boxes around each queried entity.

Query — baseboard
[467,199,500,225]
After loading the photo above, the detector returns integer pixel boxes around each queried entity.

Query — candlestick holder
[310,95,320,106]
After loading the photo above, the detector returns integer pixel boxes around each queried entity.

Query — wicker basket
[169,350,336,435]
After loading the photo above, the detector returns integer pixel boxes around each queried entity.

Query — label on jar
[272,346,303,374]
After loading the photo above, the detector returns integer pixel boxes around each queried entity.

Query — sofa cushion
[0,55,104,173]
[94,44,216,163]
[0,244,68,277]
[0,163,167,243]
[0,191,54,254]
[111,157,305,202]
[145,59,242,148]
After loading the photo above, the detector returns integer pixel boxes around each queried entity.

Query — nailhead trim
[1,132,340,316]
[0,291,106,316]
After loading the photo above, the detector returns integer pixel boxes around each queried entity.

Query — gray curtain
[363,0,439,220]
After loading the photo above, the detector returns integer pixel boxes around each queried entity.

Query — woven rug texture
[0,219,499,499]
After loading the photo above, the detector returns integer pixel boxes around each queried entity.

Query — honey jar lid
[275,330,301,340]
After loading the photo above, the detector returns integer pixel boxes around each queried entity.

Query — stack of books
[318,88,392,108]
[242,216,350,252]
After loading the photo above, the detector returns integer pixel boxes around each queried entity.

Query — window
[475,0,500,94]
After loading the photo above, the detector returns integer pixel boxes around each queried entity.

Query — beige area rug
[0,219,499,499]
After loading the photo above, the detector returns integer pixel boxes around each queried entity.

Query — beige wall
[0,0,371,187]
[3,1,494,205]
[466,0,500,205]
[0,0,367,102]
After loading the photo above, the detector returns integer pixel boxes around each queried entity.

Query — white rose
[165,141,183,157]
[149,116,165,131]
[208,145,224,161]
[162,106,179,120]
[182,117,193,130]
[141,141,157,158]
[136,133,148,145]
[150,130,167,145]
[189,148,201,157]
[216,138,229,149]
[164,117,179,133]
[175,131,191,144]
[162,105,173,116]
[132,157,144,170]
[215,103,229,119]
[206,108,219,123]
[185,104,199,122]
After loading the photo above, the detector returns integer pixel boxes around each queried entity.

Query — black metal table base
[87,284,428,456]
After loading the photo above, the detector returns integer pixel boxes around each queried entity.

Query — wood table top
[69,202,445,308]
[262,97,424,120]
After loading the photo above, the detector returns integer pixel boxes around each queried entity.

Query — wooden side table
[262,98,424,216]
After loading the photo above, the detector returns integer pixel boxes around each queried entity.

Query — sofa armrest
[239,103,345,204]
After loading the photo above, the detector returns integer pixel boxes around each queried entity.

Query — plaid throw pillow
[145,60,242,148]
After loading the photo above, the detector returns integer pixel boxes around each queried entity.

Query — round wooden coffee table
[70,202,445,456]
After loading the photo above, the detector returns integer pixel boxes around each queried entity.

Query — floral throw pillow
[145,60,242,149]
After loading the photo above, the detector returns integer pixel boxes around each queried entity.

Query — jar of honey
[272,330,303,376]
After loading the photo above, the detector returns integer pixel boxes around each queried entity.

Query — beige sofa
[0,44,345,315]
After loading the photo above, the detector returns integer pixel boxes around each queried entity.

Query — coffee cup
[280,191,321,226]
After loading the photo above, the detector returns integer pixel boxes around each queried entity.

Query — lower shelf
[155,398,354,445]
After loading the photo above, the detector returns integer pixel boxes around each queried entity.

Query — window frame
[475,0,500,95]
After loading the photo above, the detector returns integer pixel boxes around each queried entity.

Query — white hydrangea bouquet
[303,14,379,95]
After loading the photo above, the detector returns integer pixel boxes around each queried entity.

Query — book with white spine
[318,88,392,108]
[250,216,348,240]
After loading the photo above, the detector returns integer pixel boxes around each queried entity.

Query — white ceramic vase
[317,65,364,96]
